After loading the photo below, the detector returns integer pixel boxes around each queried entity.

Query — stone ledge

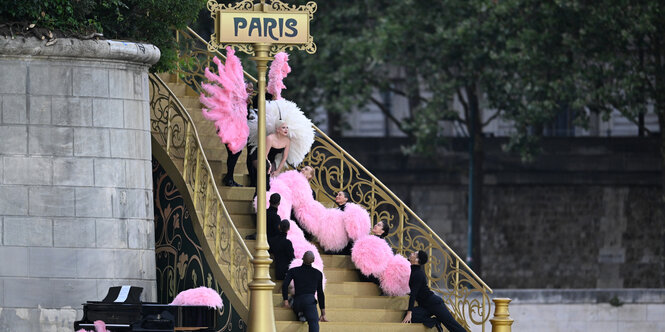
[0,37,160,66]
[489,289,665,304]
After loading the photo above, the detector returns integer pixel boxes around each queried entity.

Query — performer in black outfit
[332,191,352,255]
[270,220,295,280]
[247,146,284,191]
[222,144,242,186]
[246,193,281,240]
[402,250,467,332]
[282,251,327,332]
[335,191,349,211]
[359,221,392,285]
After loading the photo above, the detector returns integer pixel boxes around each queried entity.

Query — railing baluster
[183,123,191,180]
[203,177,211,237]
[193,150,201,209]
[166,107,172,156]
[215,201,221,262]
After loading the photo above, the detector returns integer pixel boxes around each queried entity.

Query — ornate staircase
[157,72,429,331]
[148,27,493,332]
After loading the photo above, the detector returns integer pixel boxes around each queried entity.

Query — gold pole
[490,298,514,332]
[247,42,276,332]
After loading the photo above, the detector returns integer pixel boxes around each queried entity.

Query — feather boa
[200,47,249,154]
[267,52,291,100]
[254,179,326,291]
[247,99,314,167]
[269,170,411,296]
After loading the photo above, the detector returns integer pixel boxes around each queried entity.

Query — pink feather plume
[170,286,223,309]
[200,47,249,154]
[272,170,412,296]
[379,255,411,296]
[267,52,291,100]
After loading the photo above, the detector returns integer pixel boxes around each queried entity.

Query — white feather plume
[247,99,315,167]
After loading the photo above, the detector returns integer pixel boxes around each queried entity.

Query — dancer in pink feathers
[271,169,411,296]
[200,46,251,187]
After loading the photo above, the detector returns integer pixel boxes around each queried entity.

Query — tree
[500,1,665,200]
[285,0,518,274]
[0,0,207,72]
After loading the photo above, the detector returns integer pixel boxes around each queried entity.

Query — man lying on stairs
[402,250,467,332]
[282,251,328,332]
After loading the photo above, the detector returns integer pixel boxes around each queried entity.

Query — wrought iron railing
[149,73,253,315]
[303,130,493,330]
[173,27,493,331]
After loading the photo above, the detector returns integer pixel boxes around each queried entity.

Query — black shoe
[245,233,256,240]
[435,323,443,332]
[222,176,242,187]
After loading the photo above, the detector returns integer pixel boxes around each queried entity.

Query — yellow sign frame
[207,0,317,56]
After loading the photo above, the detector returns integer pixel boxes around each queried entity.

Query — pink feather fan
[200,47,249,154]
[267,52,291,100]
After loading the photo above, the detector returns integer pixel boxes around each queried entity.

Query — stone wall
[0,36,160,331]
[469,289,665,332]
[336,137,664,289]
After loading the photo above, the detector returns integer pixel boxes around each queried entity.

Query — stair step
[275,307,405,323]
[180,96,201,108]
[220,187,256,201]
[275,321,430,332]
[209,160,250,178]
[157,73,176,82]
[236,227,256,238]
[230,214,255,228]
[321,268,361,282]
[224,200,254,215]
[165,82,187,96]
[320,254,355,269]
[272,294,408,310]
[274,281,380,296]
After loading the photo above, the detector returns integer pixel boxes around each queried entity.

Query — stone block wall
[336,137,664,289]
[0,37,160,331]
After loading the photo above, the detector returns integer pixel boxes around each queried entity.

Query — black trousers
[292,294,319,332]
[412,295,466,332]
[247,149,271,191]
[224,145,241,181]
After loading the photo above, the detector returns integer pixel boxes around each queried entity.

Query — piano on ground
[74,286,215,332]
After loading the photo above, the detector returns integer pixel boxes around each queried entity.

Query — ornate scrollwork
[153,159,246,331]
[302,134,493,330]
[203,0,316,55]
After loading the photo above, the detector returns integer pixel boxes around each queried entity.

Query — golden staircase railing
[303,131,493,331]
[149,73,253,318]
[173,27,493,331]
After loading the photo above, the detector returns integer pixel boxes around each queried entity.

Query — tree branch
[482,109,503,127]
[368,95,413,137]
[365,77,431,105]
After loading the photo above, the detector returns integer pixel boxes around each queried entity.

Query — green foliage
[0,0,207,72]
[285,0,664,162]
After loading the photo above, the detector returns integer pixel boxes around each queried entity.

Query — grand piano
[74,286,215,332]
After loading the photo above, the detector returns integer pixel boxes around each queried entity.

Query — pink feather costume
[269,170,411,296]
[254,176,326,292]
[266,52,291,100]
[200,47,249,154]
